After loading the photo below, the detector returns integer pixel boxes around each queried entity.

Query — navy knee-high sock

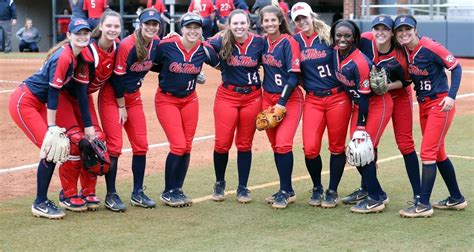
[213,151,228,182]
[361,162,382,201]
[403,151,421,197]
[275,152,294,192]
[177,153,190,189]
[132,155,146,193]
[36,159,56,203]
[237,151,252,187]
[437,158,462,199]
[165,153,182,191]
[305,155,322,189]
[328,153,346,191]
[419,163,437,205]
[105,156,118,194]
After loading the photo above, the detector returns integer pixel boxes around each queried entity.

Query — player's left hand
[84,126,96,140]
[439,96,455,112]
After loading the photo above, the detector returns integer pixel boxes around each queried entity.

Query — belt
[308,86,344,97]
[160,89,194,98]
[222,83,261,94]
[417,92,447,103]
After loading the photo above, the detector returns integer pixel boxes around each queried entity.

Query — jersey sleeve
[114,42,130,76]
[83,0,88,11]
[355,58,371,94]
[285,37,301,73]
[73,65,90,84]
[208,36,222,53]
[203,42,220,68]
[103,0,108,9]
[188,1,195,12]
[50,51,72,89]
[426,38,459,70]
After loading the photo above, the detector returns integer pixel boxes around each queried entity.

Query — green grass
[0,115,473,251]
[0,52,47,59]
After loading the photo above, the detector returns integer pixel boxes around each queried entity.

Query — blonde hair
[220,9,250,60]
[310,13,331,46]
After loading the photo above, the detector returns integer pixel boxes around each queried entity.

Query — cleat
[321,189,339,208]
[266,191,296,204]
[271,190,292,209]
[432,196,468,210]
[59,191,88,212]
[342,187,368,204]
[82,194,100,211]
[399,197,433,218]
[380,192,389,205]
[160,189,185,207]
[176,189,193,206]
[236,185,252,203]
[32,200,66,219]
[211,181,226,202]
[131,190,156,208]
[350,197,385,214]
[308,186,324,207]
[105,193,127,212]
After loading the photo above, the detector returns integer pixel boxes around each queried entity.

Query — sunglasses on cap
[181,13,203,27]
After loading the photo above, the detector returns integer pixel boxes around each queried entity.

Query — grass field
[0,110,472,251]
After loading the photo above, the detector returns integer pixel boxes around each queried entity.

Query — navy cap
[68,18,91,33]
[372,15,394,29]
[139,9,161,23]
[181,13,203,27]
[394,15,417,30]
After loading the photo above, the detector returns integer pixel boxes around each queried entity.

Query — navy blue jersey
[403,37,459,98]
[113,33,160,95]
[360,32,410,86]
[25,44,87,103]
[155,37,220,96]
[262,34,300,93]
[334,47,372,103]
[293,31,339,91]
[209,33,264,86]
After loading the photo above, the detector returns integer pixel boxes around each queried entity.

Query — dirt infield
[0,57,472,201]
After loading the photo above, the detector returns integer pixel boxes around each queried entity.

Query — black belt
[223,83,261,94]
[308,86,344,97]
[417,92,447,103]
[160,89,194,98]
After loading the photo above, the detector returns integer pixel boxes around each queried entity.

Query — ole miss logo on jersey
[169,62,201,74]
[408,64,429,76]
[262,54,282,68]
[227,55,258,67]
[335,71,356,87]
[301,48,327,61]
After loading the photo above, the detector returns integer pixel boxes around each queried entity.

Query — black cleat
[342,187,368,204]
[105,193,127,212]
[308,186,324,207]
[211,181,226,202]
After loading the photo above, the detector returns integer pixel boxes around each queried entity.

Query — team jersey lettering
[227,55,258,67]
[130,61,153,72]
[301,48,327,61]
[169,62,201,74]
[408,64,429,76]
[262,54,282,68]
[336,72,356,87]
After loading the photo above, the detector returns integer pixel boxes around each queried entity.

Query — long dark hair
[259,5,292,36]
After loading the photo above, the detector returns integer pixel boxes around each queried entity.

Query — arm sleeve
[276,77,296,107]
[448,64,462,99]
[277,38,301,106]
[75,83,93,127]
[357,93,369,127]
[204,43,220,68]
[46,87,60,110]
[110,74,125,99]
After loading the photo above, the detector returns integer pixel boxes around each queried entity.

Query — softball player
[258,6,302,209]
[153,13,220,207]
[356,15,421,208]
[292,2,351,209]
[8,18,92,219]
[215,0,235,30]
[99,8,161,212]
[74,10,122,211]
[331,20,393,214]
[188,0,215,39]
[208,9,264,203]
[395,15,467,218]
[82,0,109,29]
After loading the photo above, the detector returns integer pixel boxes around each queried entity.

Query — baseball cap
[181,13,203,27]
[371,15,394,29]
[291,2,312,22]
[394,15,417,30]
[139,9,161,23]
[68,18,91,33]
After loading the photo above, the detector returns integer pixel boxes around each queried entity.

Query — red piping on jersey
[175,39,202,62]
[298,31,319,48]
[235,33,254,55]
[265,34,287,54]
